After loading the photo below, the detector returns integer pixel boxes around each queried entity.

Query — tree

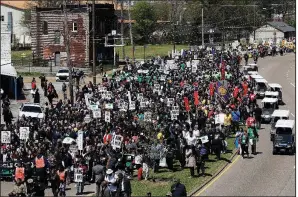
[131,1,157,44]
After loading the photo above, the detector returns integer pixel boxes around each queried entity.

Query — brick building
[31,4,117,67]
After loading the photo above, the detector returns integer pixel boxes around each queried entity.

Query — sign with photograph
[19,127,30,140]
[1,131,11,144]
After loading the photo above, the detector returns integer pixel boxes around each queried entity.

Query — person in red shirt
[103,131,112,144]
[246,113,256,128]
[242,81,248,96]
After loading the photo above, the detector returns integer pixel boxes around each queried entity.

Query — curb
[189,150,239,197]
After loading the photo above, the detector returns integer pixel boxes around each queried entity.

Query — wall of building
[0,5,30,45]
[31,8,89,67]
[250,24,284,43]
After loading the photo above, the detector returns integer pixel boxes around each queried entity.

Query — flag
[184,97,190,112]
[194,91,199,106]
[209,82,214,96]
[215,81,230,103]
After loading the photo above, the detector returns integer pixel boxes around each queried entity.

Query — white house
[250,21,295,44]
[1,1,31,46]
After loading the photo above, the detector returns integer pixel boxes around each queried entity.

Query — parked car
[56,68,70,82]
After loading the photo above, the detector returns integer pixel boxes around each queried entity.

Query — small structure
[251,21,295,43]
[30,3,117,67]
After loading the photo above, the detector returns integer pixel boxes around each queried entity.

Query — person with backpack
[248,126,259,155]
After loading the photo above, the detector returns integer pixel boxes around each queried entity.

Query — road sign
[112,30,116,35]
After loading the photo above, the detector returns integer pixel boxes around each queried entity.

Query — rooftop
[267,21,296,33]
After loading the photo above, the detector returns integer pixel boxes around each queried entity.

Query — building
[0,1,31,47]
[251,21,296,43]
[30,4,117,67]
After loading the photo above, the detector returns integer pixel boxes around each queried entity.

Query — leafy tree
[131,1,157,44]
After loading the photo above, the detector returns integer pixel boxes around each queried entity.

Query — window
[54,30,60,44]
[22,106,42,113]
[43,21,48,35]
[72,22,78,32]
[1,16,4,21]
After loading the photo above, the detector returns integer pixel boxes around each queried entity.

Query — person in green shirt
[247,126,259,155]
[240,130,249,158]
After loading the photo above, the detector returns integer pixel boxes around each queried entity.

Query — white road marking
[290,83,295,87]
[291,113,295,117]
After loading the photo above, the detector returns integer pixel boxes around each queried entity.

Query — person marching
[34,149,48,184]
[14,162,25,183]
[240,130,249,159]
[248,125,259,155]
[57,165,67,197]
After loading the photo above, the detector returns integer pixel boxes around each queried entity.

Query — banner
[184,97,190,112]
[215,81,230,103]
[19,127,30,140]
[194,91,199,106]
[1,131,11,143]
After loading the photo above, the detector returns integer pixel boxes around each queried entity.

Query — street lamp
[208,29,214,44]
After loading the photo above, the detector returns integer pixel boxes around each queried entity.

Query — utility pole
[253,3,256,41]
[92,0,96,84]
[63,0,74,104]
[201,7,204,48]
[120,0,125,59]
[127,0,135,63]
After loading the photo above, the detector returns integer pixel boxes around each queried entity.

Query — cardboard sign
[170,64,178,70]
[194,91,199,106]
[1,131,11,144]
[198,135,209,144]
[144,112,152,122]
[19,127,30,140]
[92,109,101,118]
[167,98,174,107]
[186,61,191,68]
[74,168,83,183]
[105,103,113,109]
[77,131,84,151]
[105,111,111,123]
[111,135,123,149]
[184,97,190,112]
[129,101,136,110]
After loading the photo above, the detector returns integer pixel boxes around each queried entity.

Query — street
[196,53,295,196]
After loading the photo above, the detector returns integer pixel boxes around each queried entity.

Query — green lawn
[116,44,189,60]
[131,137,236,196]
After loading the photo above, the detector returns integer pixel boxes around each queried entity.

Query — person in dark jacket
[171,179,187,197]
[34,89,40,104]
[116,173,132,197]
[253,104,262,129]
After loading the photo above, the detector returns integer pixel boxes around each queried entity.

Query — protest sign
[105,111,111,123]
[144,112,152,122]
[1,131,11,143]
[198,135,209,144]
[105,103,113,109]
[84,115,91,123]
[111,135,123,149]
[89,104,98,111]
[19,127,30,140]
[77,131,84,151]
[92,109,101,118]
[74,168,83,183]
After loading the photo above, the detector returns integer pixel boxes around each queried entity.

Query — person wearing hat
[103,169,117,197]
[33,88,40,104]
[170,178,187,197]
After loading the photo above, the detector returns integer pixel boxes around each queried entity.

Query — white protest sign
[170,64,178,70]
[160,75,166,81]
[171,114,178,120]
[140,101,146,108]
[1,131,11,144]
[144,112,152,122]
[84,115,91,123]
[215,113,225,124]
[74,168,83,182]
[92,109,101,118]
[137,93,143,101]
[105,103,113,109]
[127,91,132,103]
[192,64,197,73]
[19,127,30,140]
[111,135,123,149]
[198,135,209,144]
[105,111,111,123]
[129,101,136,110]
[186,61,191,68]
[84,94,90,107]
[77,131,84,151]
[171,106,179,115]
[167,98,174,107]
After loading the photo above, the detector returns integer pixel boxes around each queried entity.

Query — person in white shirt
[186,131,197,146]
[104,169,117,197]
[193,125,200,138]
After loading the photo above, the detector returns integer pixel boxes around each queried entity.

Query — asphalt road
[196,53,296,196]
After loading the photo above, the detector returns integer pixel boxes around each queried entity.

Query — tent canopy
[1,62,17,77]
